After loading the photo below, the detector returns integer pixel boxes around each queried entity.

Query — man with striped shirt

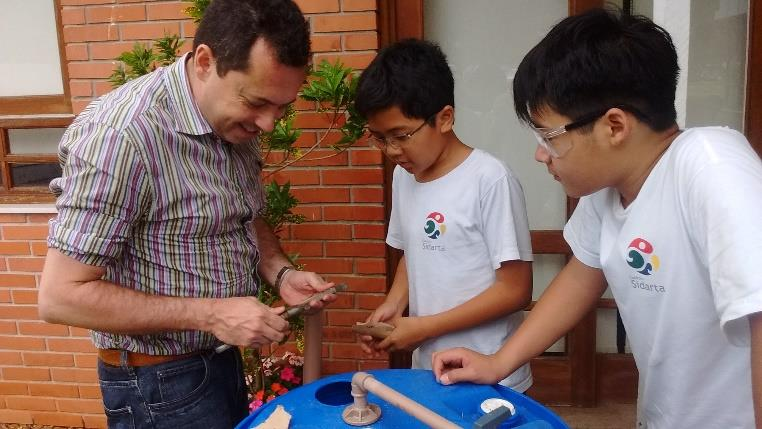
[39,1,335,427]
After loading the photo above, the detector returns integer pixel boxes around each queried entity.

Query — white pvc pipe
[352,372,461,429]
[302,312,322,383]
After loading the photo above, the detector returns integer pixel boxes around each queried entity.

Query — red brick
[0,289,9,303]
[291,205,322,221]
[0,381,29,395]
[322,168,383,185]
[297,257,353,274]
[51,368,99,383]
[83,414,108,428]
[326,310,371,327]
[0,320,16,334]
[330,343,367,359]
[48,338,97,353]
[29,383,80,398]
[0,350,22,365]
[61,7,86,25]
[0,273,37,288]
[330,275,386,293]
[120,22,181,40]
[321,359,357,375]
[295,0,340,13]
[351,187,383,204]
[181,21,197,38]
[314,52,376,70]
[87,4,146,23]
[72,99,93,114]
[94,80,117,96]
[313,13,375,32]
[344,32,377,50]
[357,293,386,309]
[146,2,187,20]
[79,384,103,399]
[292,224,351,240]
[311,34,341,53]
[32,411,84,427]
[0,409,33,424]
[0,305,41,321]
[2,367,51,381]
[323,326,356,343]
[19,322,72,339]
[5,397,57,411]
[355,258,386,275]
[89,41,135,60]
[70,326,91,337]
[0,335,45,350]
[61,0,115,4]
[68,61,117,79]
[359,359,388,371]
[27,214,56,223]
[325,241,384,258]
[65,44,89,61]
[57,397,104,413]
[0,242,31,255]
[281,241,324,257]
[353,223,386,239]
[75,353,99,368]
[23,352,75,367]
[0,214,27,223]
[342,0,376,11]
[350,149,383,165]
[63,24,119,43]
[30,242,49,257]
[290,150,349,167]
[291,187,350,203]
[69,80,93,97]
[294,112,337,129]
[12,290,38,305]
[324,205,385,221]
[266,169,321,186]
[2,225,48,240]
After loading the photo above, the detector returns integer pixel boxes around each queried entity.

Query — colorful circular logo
[626,238,660,275]
[424,212,446,239]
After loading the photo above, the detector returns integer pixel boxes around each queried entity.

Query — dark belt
[98,348,203,367]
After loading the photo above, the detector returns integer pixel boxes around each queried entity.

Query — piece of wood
[352,321,394,339]
[253,405,291,429]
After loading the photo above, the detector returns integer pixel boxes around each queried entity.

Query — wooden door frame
[377,0,605,407]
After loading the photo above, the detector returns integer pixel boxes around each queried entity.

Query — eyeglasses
[530,109,608,158]
[367,115,434,151]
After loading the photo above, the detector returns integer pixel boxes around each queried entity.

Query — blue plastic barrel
[236,369,568,428]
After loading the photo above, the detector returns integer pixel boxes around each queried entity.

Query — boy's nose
[535,144,551,163]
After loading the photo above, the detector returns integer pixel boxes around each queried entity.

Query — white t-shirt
[387,148,534,392]
[564,127,762,428]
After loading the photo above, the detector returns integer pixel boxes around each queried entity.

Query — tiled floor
[549,403,637,429]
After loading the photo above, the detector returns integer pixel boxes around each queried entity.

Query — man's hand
[277,270,337,310]
[210,297,290,348]
[432,348,504,386]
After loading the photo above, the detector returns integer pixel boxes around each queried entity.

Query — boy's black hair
[356,38,454,124]
[193,0,310,76]
[513,7,679,131]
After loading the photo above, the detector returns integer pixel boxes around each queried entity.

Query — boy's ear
[601,107,631,148]
[437,105,455,133]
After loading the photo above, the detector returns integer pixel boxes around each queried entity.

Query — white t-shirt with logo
[387,148,534,392]
[564,127,762,428]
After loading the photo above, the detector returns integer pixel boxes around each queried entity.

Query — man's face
[193,39,306,145]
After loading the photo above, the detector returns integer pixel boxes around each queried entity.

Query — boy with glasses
[355,39,535,392]
[433,7,762,428]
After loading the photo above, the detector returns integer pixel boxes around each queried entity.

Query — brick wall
[0,0,385,426]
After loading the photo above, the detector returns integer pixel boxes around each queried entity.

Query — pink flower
[249,399,263,411]
[280,366,296,382]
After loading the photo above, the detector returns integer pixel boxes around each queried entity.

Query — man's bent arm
[253,217,293,285]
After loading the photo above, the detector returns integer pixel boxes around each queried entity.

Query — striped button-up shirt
[48,54,265,354]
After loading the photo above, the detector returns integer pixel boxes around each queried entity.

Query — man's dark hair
[513,7,679,131]
[193,0,310,76]
[356,39,454,124]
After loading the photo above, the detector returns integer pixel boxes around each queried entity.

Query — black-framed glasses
[529,105,648,158]
[367,114,435,151]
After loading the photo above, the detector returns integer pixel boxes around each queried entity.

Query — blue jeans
[97,347,248,429]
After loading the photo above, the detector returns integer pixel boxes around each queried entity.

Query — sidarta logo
[424,212,446,239]
[626,238,660,276]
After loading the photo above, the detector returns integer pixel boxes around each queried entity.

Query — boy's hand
[376,316,429,352]
[432,348,503,385]
[359,302,399,356]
